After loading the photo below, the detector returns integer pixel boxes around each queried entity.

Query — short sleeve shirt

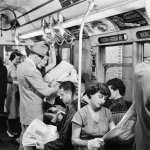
[72,105,113,140]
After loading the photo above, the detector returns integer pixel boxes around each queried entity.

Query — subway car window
[144,42,150,61]
[105,44,133,101]
[105,45,123,80]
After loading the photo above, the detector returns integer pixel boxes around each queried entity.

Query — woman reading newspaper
[71,83,116,150]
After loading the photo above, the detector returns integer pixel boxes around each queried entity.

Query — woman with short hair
[72,83,115,150]
[6,51,21,137]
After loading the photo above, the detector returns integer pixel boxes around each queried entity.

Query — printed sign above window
[98,34,128,44]
[108,10,148,30]
[136,30,150,39]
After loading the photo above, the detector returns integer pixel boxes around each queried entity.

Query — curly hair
[106,78,126,96]
[86,82,110,99]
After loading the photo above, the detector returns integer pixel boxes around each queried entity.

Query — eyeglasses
[37,54,44,59]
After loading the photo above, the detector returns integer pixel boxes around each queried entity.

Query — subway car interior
[0,0,150,149]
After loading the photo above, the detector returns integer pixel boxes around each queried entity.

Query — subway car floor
[0,132,19,150]
[0,117,20,150]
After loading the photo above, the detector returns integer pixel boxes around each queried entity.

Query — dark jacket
[0,65,7,99]
[0,64,7,114]
[44,100,77,150]
[104,97,128,113]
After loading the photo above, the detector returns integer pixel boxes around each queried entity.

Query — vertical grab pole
[78,0,95,110]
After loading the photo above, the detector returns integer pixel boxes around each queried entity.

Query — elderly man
[17,44,59,150]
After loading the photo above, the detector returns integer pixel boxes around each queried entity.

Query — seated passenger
[105,78,128,115]
[36,81,77,150]
[72,83,115,150]
[105,78,133,150]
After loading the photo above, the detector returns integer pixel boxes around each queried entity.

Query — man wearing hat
[17,43,59,150]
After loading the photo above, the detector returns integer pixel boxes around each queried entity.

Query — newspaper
[102,102,136,141]
[44,60,78,83]
[22,119,59,146]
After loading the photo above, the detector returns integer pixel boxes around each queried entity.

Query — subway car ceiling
[0,0,150,45]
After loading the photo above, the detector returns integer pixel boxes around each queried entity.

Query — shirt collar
[26,58,36,69]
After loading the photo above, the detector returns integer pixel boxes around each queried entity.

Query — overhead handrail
[48,16,64,45]
[0,0,54,20]
[41,18,50,44]
[41,13,75,45]
[53,13,75,44]
[77,0,95,110]
[41,18,55,46]
[17,0,87,29]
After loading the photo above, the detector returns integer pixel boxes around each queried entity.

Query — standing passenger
[17,44,59,150]
[132,58,150,150]
[6,51,21,137]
